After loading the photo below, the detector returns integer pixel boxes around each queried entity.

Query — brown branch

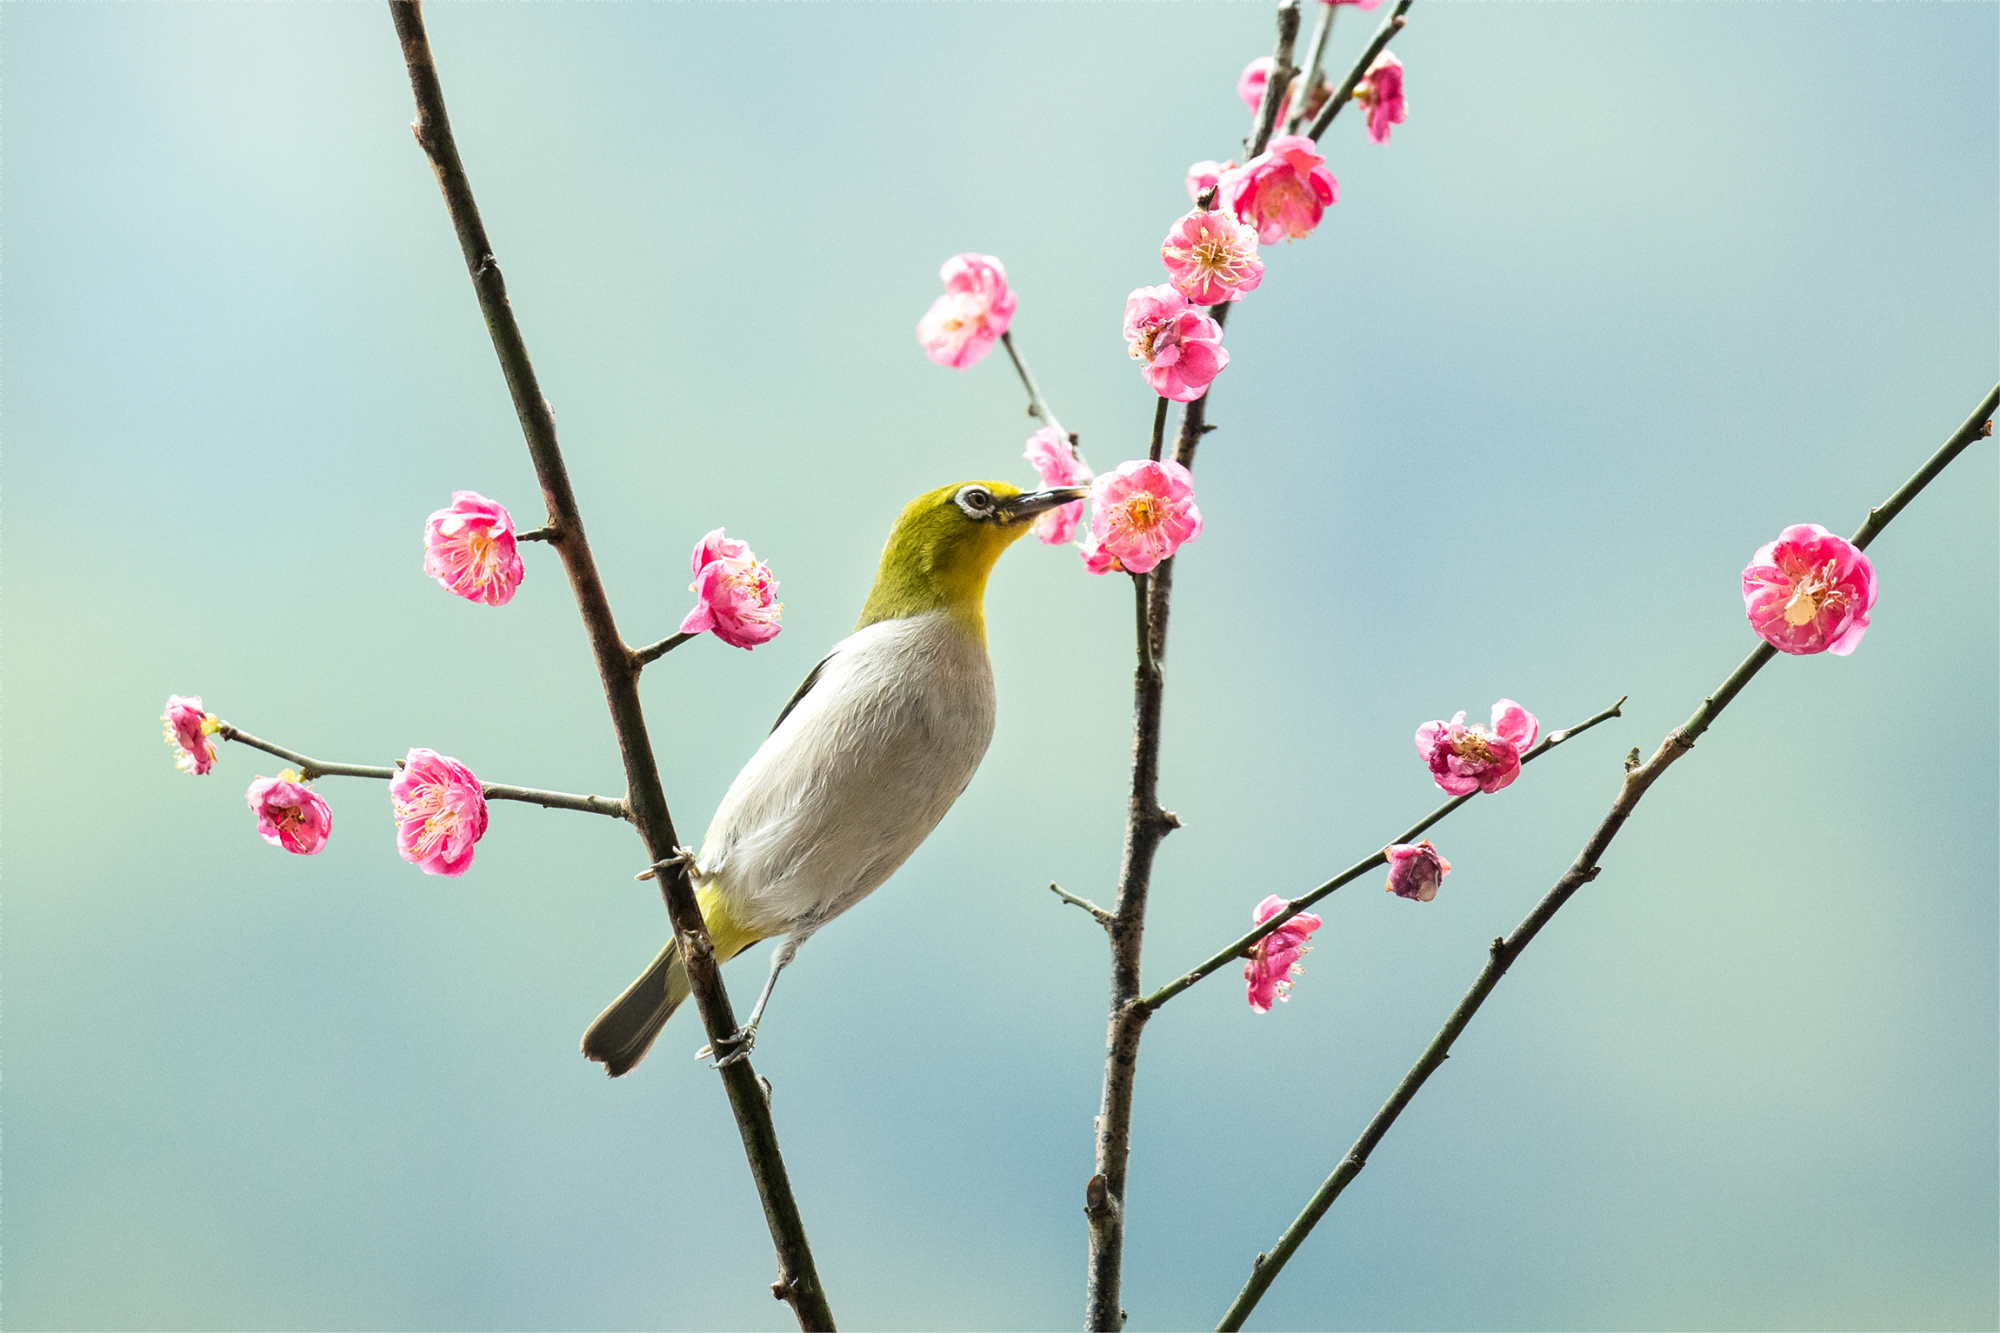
[1215,381,1999,1332]
[385,5,834,1327]
[1306,0,1414,143]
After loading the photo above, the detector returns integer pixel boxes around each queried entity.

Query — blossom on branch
[163,694,219,776]
[1356,52,1407,145]
[1220,136,1339,244]
[681,528,783,649]
[1384,840,1450,902]
[1085,459,1203,575]
[247,771,332,856]
[1416,700,1539,795]
[1238,57,1293,122]
[1246,894,1323,1013]
[1185,160,1237,205]
[1024,428,1093,546]
[1742,523,1876,656]
[1161,208,1264,306]
[917,253,1016,369]
[1123,285,1228,402]
[391,748,488,877]
[424,491,525,607]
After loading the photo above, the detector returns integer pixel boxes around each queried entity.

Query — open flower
[917,253,1016,369]
[1355,52,1407,144]
[163,694,219,776]
[391,748,488,877]
[424,491,525,607]
[1742,524,1877,656]
[1246,895,1323,1013]
[1123,285,1228,402]
[1185,159,1238,205]
[1024,427,1093,545]
[1086,459,1203,575]
[681,528,783,649]
[1416,700,1539,796]
[1385,840,1450,902]
[1220,135,1339,244]
[1238,56,1293,121]
[1161,208,1264,305]
[247,771,332,856]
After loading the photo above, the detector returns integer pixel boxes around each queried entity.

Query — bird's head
[857,480,1090,633]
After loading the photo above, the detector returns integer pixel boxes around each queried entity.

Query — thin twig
[386,6,833,1327]
[1149,397,1169,464]
[1246,0,1302,162]
[1001,330,1067,444]
[517,526,554,543]
[1306,0,1413,143]
[1286,2,1335,135]
[1140,696,1626,1012]
[1215,383,1999,1332]
[634,631,696,668]
[1050,882,1116,927]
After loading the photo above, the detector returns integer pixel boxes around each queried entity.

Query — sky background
[6,2,1996,1330]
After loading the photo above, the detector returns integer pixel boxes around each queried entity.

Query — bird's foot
[697,1025,759,1069]
[636,846,698,882]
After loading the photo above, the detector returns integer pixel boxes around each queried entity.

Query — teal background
[6,2,1996,1329]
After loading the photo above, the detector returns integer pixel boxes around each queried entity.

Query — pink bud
[390,748,488,877]
[1219,135,1339,245]
[916,253,1017,370]
[424,491,525,607]
[680,528,783,649]
[1184,160,1238,205]
[163,694,217,776]
[1087,460,1203,575]
[1358,52,1407,145]
[1246,894,1323,1013]
[247,773,332,856]
[1384,841,1451,902]
[1238,57,1293,122]
[1161,208,1265,306]
[1023,428,1093,546]
[1742,524,1877,656]
[1122,285,1228,403]
[1415,700,1539,796]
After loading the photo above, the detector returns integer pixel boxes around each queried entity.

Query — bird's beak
[999,486,1090,524]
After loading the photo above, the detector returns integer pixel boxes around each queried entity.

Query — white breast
[696,611,996,941]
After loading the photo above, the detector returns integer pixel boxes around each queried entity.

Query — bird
[583,477,1089,1076]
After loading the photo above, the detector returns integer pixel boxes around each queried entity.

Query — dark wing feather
[770,654,833,734]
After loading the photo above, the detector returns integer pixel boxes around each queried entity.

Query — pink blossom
[1356,52,1407,144]
[424,491,525,607]
[1238,57,1293,122]
[916,253,1016,369]
[163,694,217,776]
[1742,524,1877,656]
[1161,208,1265,306]
[1023,427,1093,546]
[1122,285,1228,402]
[247,771,332,856]
[1326,0,1383,9]
[1246,894,1323,1013]
[1220,135,1339,245]
[1384,840,1451,902]
[1079,534,1126,576]
[1087,459,1203,575]
[1185,160,1238,205]
[1416,700,1539,796]
[391,748,488,877]
[681,528,783,649]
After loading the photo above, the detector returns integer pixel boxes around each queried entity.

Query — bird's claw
[702,1026,758,1069]
[636,846,699,882]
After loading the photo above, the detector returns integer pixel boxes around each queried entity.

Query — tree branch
[634,631,696,668]
[1246,0,1302,162]
[1285,1,1335,136]
[1000,329,1068,444]
[1306,0,1413,143]
[1215,382,1999,1332]
[1140,696,1626,1012]
[1051,882,1116,928]
[385,5,834,1327]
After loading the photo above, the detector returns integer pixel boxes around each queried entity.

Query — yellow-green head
[856,479,1089,635]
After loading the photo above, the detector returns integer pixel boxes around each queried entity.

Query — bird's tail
[581,939,691,1077]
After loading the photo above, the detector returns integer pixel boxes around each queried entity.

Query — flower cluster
[1246,895,1323,1013]
[681,529,783,649]
[1416,700,1539,796]
[917,253,1016,370]
[1023,428,1093,546]
[424,491,525,606]
[1742,524,1876,656]
[163,694,218,776]
[391,748,489,877]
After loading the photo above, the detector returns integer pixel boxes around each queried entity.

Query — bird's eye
[955,487,994,519]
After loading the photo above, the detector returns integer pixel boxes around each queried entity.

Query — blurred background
[6,3,1995,1329]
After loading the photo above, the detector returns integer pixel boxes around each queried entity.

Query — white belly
[695,611,996,941]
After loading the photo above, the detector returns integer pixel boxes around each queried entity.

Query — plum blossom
[1161,208,1264,306]
[1086,459,1203,575]
[1742,524,1877,656]
[1122,285,1228,402]
[1023,428,1093,546]
[1185,160,1237,205]
[1079,534,1125,576]
[391,748,488,877]
[424,491,525,607]
[247,771,332,856]
[681,528,783,649]
[916,253,1016,369]
[163,694,218,776]
[1246,895,1323,1013]
[1385,840,1451,902]
[1220,135,1339,244]
[1355,52,1407,145]
[1238,57,1293,121]
[1416,700,1539,796]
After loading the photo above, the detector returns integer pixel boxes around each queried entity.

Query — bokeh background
[7,3,1996,1329]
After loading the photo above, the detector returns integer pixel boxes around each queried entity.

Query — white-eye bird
[583,478,1088,1076]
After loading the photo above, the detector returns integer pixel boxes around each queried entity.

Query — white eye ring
[955,486,995,518]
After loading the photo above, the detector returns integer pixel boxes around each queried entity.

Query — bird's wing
[769,653,834,735]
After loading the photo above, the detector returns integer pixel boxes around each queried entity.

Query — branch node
[1490,936,1506,958]
[1158,808,1183,830]
[1624,747,1642,772]
[1085,1172,1110,1213]
[1201,422,1219,435]
[1049,882,1116,927]
[1981,416,1994,438]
